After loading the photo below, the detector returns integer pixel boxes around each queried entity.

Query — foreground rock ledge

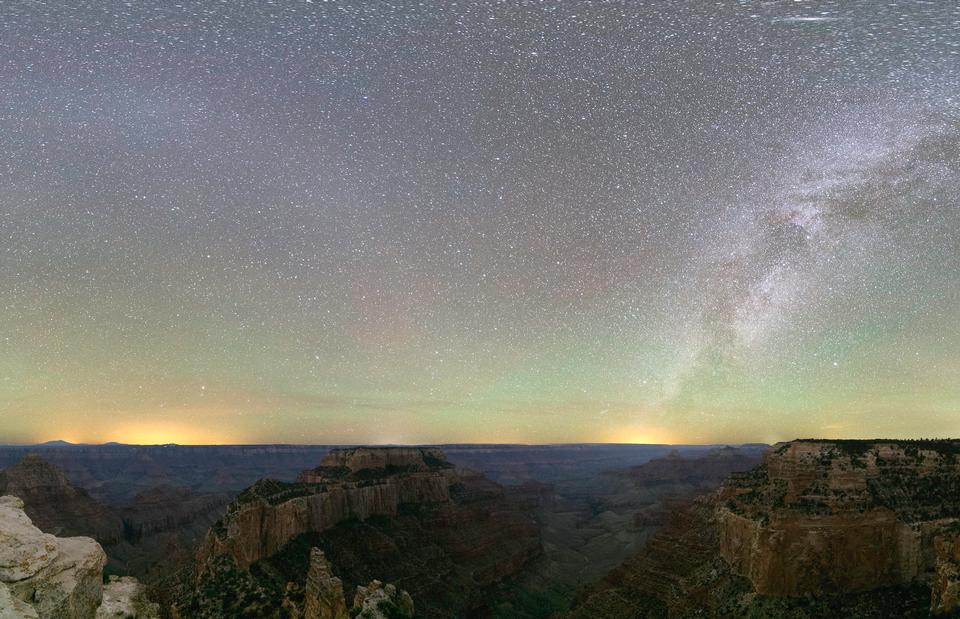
[0,495,156,619]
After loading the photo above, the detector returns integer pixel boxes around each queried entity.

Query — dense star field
[0,1,957,445]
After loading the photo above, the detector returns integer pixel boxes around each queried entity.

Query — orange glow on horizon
[36,407,249,446]
[606,425,678,445]
[102,420,241,445]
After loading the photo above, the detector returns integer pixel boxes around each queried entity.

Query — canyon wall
[717,440,960,599]
[197,456,457,571]
[933,529,960,614]
[568,439,960,617]
[184,447,541,618]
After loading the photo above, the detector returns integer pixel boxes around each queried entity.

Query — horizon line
[2,437,956,448]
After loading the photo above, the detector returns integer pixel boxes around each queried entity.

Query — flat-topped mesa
[718,439,960,601]
[297,446,454,483]
[186,446,541,616]
[198,447,461,572]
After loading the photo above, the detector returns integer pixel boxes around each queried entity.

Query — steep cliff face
[567,439,960,618]
[181,447,541,618]
[121,485,230,539]
[196,465,457,572]
[932,529,960,615]
[718,440,960,597]
[0,455,124,544]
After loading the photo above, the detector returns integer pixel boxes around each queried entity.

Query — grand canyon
[1,440,959,617]
[2,1,957,618]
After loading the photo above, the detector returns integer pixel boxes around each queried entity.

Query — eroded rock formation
[0,495,157,619]
[299,547,415,619]
[718,440,960,598]
[95,576,160,619]
[196,447,459,572]
[0,495,106,619]
[182,447,540,618]
[350,580,414,619]
[567,439,960,618]
[304,548,349,619]
[932,529,960,615]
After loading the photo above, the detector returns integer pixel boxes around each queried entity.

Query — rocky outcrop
[95,576,160,619]
[717,440,960,598]
[300,547,414,619]
[0,455,123,544]
[0,495,105,618]
[350,580,414,619]
[932,528,960,615]
[0,582,39,618]
[304,548,349,619]
[0,495,159,619]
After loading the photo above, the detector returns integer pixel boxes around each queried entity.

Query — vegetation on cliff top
[790,439,960,458]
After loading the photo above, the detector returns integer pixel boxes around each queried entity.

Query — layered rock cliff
[932,527,960,615]
[718,440,960,599]
[180,447,541,618]
[121,485,230,540]
[606,445,764,488]
[0,455,230,587]
[196,447,459,572]
[567,439,960,618]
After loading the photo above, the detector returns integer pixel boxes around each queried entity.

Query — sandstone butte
[0,495,158,619]
[188,446,541,617]
[718,439,960,614]
[196,447,462,572]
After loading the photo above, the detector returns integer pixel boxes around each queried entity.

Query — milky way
[1,1,958,445]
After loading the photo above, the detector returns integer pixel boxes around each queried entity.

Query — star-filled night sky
[1,1,958,445]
